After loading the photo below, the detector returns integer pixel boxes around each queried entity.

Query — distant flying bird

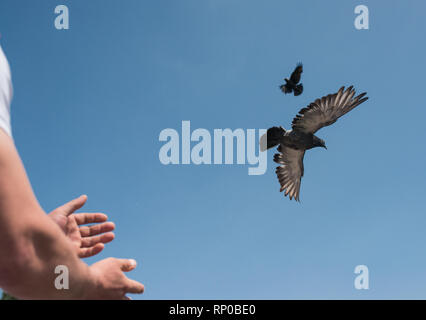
[280,63,304,96]
[260,86,368,201]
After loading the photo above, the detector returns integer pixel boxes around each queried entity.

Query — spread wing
[291,86,368,134]
[290,63,303,84]
[274,145,305,202]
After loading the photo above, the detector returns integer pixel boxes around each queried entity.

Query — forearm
[0,131,144,300]
[0,132,96,299]
[0,207,97,299]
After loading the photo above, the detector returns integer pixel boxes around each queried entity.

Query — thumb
[60,195,88,216]
[119,259,138,272]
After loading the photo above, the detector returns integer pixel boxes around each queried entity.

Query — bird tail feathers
[280,84,292,94]
[260,126,286,152]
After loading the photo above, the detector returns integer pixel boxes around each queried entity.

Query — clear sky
[1,0,426,299]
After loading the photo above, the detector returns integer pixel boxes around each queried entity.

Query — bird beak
[323,145,327,150]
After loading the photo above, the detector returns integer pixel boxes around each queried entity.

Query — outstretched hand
[49,195,115,258]
[88,258,144,299]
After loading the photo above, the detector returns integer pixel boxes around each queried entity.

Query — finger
[125,279,144,294]
[79,243,104,258]
[119,259,138,272]
[59,195,88,216]
[80,222,115,237]
[74,213,109,226]
[81,232,115,248]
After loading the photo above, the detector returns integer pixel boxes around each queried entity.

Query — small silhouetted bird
[280,63,303,96]
[260,86,368,201]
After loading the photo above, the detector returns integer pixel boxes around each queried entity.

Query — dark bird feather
[280,63,304,96]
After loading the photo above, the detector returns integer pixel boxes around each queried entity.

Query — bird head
[320,139,327,150]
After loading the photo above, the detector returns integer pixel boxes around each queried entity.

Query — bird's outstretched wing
[274,145,305,201]
[291,86,368,134]
[290,63,303,84]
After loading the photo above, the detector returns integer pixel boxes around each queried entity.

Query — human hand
[48,195,115,258]
[87,258,144,300]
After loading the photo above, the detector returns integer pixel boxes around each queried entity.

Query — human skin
[0,130,144,299]
[48,194,116,259]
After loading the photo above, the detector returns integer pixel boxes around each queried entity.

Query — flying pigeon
[280,63,304,96]
[260,86,368,201]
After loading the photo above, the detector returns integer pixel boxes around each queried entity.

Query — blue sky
[1,0,426,299]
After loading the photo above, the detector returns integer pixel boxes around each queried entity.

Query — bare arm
[0,130,144,299]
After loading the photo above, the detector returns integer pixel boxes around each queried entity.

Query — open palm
[49,195,115,258]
